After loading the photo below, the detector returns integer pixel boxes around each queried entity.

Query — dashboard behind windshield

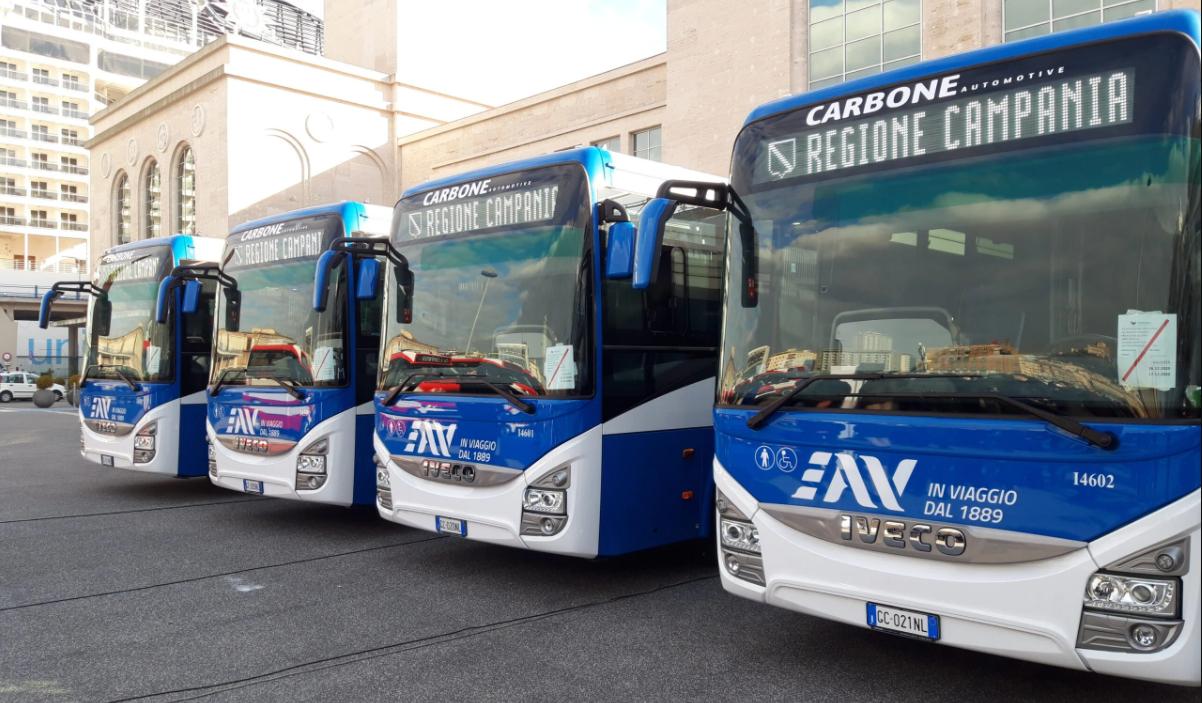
[722,34,1201,421]
[213,215,348,389]
[380,163,593,398]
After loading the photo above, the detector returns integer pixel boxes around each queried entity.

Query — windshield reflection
[85,248,173,384]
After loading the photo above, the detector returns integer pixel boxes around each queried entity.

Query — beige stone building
[90,0,1201,253]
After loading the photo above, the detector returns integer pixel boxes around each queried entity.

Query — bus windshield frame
[379,162,595,399]
[213,214,350,390]
[85,245,175,384]
[720,33,1201,422]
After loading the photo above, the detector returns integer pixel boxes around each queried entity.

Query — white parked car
[0,372,66,403]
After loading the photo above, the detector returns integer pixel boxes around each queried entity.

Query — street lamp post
[465,268,498,354]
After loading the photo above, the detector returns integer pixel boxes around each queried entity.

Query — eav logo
[227,407,261,435]
[404,420,457,458]
[792,451,916,512]
[90,396,112,420]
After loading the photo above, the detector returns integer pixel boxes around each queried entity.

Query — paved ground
[1,407,1199,703]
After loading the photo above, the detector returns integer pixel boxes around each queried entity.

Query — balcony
[0,157,28,168]
[0,215,28,226]
[0,186,27,197]
[30,190,58,201]
[28,219,57,229]
[30,160,59,172]
[0,98,28,110]
[0,127,28,139]
[30,104,58,115]
[61,193,88,203]
[0,261,88,276]
[61,222,87,232]
[63,165,88,176]
[62,109,89,120]
[32,76,59,87]
[63,82,89,93]
[31,132,59,144]
[0,69,28,82]
[61,136,86,147]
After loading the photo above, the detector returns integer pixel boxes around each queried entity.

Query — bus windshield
[722,34,1200,420]
[85,246,174,384]
[380,163,593,398]
[214,215,348,388]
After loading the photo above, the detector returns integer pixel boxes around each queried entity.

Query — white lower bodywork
[207,407,357,506]
[715,459,1202,686]
[377,425,603,558]
[79,398,182,476]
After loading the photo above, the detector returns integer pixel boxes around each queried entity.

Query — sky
[391,0,668,106]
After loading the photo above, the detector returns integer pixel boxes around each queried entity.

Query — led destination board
[228,219,329,268]
[96,248,167,283]
[755,69,1133,184]
[402,180,561,241]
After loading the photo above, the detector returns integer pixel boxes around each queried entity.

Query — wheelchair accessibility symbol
[755,445,775,470]
[775,447,798,472]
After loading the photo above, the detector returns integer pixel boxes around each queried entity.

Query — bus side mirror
[182,280,202,314]
[155,275,176,324]
[356,258,380,301]
[38,290,63,329]
[605,222,636,279]
[94,298,112,337]
[632,198,678,290]
[313,250,344,312]
[395,266,414,324]
[223,288,241,333]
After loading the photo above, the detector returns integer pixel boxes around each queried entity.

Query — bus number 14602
[1073,472,1115,488]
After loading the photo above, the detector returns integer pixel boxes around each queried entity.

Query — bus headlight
[134,423,157,463]
[296,438,328,490]
[1084,573,1178,618]
[522,488,566,515]
[720,518,761,554]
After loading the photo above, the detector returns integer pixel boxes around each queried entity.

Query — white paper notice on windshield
[1118,312,1176,390]
[544,344,576,390]
[312,346,336,382]
[145,345,161,374]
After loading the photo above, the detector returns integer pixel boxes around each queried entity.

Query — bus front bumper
[374,426,602,558]
[715,460,1201,686]
[207,410,357,506]
[80,400,181,476]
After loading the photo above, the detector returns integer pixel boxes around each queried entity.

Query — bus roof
[229,202,373,235]
[744,9,1201,127]
[101,234,219,265]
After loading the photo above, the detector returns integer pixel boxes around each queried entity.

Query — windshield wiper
[250,371,306,401]
[80,364,141,392]
[745,373,980,430]
[210,367,247,397]
[380,372,536,414]
[857,391,1118,450]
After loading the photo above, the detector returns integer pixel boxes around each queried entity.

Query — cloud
[395,0,667,106]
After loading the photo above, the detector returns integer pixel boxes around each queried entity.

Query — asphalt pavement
[1,407,1199,702]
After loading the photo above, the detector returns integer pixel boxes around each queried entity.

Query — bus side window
[600,205,726,421]
[181,279,217,396]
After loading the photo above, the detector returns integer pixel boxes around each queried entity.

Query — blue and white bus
[335,148,727,557]
[39,235,225,477]
[635,10,1201,685]
[194,203,391,505]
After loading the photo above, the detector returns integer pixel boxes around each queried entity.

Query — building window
[592,137,621,153]
[1003,0,1154,41]
[632,128,662,162]
[116,174,132,245]
[145,160,161,239]
[176,147,196,235]
[809,0,921,90]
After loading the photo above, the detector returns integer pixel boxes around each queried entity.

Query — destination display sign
[754,68,1134,185]
[96,247,169,284]
[227,216,334,269]
[396,171,567,242]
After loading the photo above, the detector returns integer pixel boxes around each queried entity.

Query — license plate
[436,516,467,537]
[243,479,264,494]
[100,455,114,466]
[867,603,940,641]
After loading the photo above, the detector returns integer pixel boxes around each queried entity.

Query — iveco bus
[636,10,1201,685]
[326,148,728,557]
[39,235,224,477]
[173,203,391,505]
